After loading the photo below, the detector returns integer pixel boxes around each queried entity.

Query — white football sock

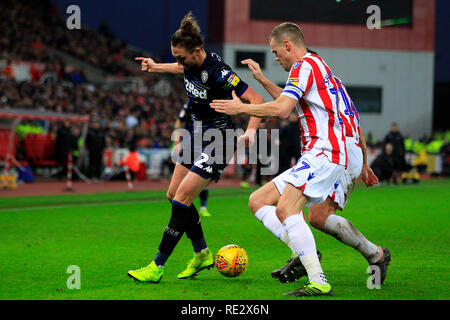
[299,253,328,285]
[324,214,382,263]
[282,214,327,285]
[255,206,295,252]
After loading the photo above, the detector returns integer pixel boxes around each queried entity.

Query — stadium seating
[0,130,29,167]
[0,130,16,161]
[23,133,57,167]
[0,131,10,161]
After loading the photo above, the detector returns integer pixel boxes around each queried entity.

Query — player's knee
[309,203,334,230]
[173,189,193,207]
[248,192,258,214]
[166,191,175,202]
[275,206,289,222]
[248,191,264,214]
[308,207,322,229]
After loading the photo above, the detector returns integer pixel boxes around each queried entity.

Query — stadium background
[0,0,449,187]
[0,0,449,302]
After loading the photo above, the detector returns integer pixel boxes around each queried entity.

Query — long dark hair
[171,11,204,52]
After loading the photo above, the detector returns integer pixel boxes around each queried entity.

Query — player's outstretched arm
[238,86,265,146]
[135,57,184,74]
[211,91,295,119]
[359,127,379,187]
[242,59,283,100]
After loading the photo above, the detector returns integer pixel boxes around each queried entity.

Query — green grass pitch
[0,179,449,300]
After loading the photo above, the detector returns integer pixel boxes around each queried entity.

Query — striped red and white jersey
[333,76,361,142]
[281,53,347,167]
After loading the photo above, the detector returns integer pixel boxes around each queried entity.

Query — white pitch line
[0,194,250,213]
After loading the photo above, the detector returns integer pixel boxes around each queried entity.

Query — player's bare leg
[172,170,210,206]
[249,181,322,282]
[168,163,211,217]
[276,196,391,285]
[248,182,295,251]
[166,163,190,202]
[308,197,391,284]
[308,197,382,263]
[248,181,280,212]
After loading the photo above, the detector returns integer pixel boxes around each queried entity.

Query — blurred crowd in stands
[0,0,142,76]
[0,0,190,151]
[369,123,450,184]
[0,0,449,183]
[0,0,266,180]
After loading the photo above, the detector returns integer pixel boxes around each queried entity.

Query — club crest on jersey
[227,74,240,87]
[201,70,209,83]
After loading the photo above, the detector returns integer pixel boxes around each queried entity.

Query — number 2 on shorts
[194,153,209,169]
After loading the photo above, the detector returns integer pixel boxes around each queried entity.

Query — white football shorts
[330,137,363,210]
[272,151,345,208]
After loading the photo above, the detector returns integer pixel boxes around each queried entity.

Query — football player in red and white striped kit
[212,23,391,295]
[270,74,390,286]
[212,22,348,297]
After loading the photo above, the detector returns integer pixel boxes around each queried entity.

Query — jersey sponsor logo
[201,70,209,83]
[227,74,240,87]
[185,78,207,99]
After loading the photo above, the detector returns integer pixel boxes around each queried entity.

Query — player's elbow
[247,94,265,105]
[278,107,291,119]
[255,96,265,105]
[275,98,294,119]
